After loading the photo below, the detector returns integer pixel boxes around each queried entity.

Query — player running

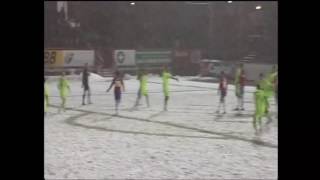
[234,63,246,111]
[82,63,92,105]
[216,71,228,114]
[161,66,179,111]
[134,69,150,108]
[57,72,70,113]
[107,70,125,115]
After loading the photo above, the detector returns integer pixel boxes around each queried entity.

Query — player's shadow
[62,108,277,149]
[214,113,224,121]
[232,113,254,118]
[213,112,253,121]
[65,112,231,141]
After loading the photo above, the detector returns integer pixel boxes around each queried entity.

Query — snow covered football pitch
[44,75,278,179]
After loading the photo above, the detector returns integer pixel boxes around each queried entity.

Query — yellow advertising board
[44,50,64,67]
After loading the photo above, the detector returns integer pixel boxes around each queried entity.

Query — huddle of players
[44,63,278,134]
[216,63,278,134]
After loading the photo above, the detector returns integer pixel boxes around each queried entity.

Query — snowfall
[44,73,278,180]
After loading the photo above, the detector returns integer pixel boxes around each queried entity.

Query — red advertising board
[172,49,201,75]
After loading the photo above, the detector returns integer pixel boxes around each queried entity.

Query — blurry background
[44,1,277,81]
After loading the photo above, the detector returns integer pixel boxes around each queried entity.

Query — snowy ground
[45,74,278,179]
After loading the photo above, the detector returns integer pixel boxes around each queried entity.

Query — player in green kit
[44,78,49,117]
[263,65,278,98]
[57,72,70,113]
[134,69,150,108]
[253,84,272,135]
[266,65,278,118]
[257,66,278,123]
[161,66,179,111]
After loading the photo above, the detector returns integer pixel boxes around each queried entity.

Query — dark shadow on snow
[49,105,277,149]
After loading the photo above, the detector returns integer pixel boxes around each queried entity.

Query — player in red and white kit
[106,70,125,115]
[216,71,228,114]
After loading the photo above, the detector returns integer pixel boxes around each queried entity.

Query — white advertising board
[114,50,136,66]
[63,50,94,67]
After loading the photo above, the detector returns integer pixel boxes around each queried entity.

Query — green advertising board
[135,50,172,64]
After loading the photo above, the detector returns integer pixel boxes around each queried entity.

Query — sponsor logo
[117,51,125,64]
[65,52,74,64]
